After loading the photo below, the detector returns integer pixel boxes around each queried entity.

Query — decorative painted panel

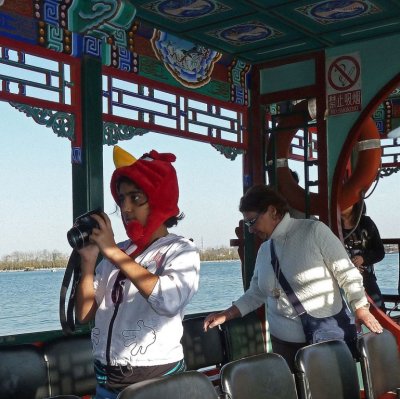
[102,66,247,150]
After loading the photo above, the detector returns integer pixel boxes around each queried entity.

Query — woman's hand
[203,306,240,331]
[203,312,228,331]
[351,255,365,271]
[355,306,383,334]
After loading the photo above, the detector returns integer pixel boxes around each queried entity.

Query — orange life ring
[339,117,382,210]
[272,102,381,215]
[273,100,322,215]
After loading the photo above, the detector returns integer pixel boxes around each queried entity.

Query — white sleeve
[233,243,267,316]
[147,241,200,316]
[315,221,368,310]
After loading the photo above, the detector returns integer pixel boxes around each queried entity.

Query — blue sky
[1,100,399,259]
[0,101,243,258]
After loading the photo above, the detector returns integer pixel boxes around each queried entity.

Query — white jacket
[92,233,200,366]
[234,213,368,343]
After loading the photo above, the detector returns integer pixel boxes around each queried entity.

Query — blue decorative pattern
[229,59,250,105]
[0,10,37,44]
[118,46,132,71]
[208,21,283,46]
[141,0,230,24]
[83,35,102,57]
[296,0,380,25]
[43,0,60,26]
[71,146,82,164]
[151,30,221,88]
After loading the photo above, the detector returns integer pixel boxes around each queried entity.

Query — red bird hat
[110,146,179,254]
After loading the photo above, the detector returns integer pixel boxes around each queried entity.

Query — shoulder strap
[270,239,306,315]
[59,249,81,335]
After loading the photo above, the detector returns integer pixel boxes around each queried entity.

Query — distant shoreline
[0,258,241,272]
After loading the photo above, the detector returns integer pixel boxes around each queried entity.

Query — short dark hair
[239,185,289,217]
[165,213,185,228]
[349,200,366,225]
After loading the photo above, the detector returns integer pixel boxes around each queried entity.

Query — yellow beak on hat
[113,146,137,168]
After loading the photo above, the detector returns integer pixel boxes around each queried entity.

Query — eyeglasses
[244,213,261,228]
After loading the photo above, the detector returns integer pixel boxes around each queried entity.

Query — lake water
[0,255,398,337]
[0,260,244,336]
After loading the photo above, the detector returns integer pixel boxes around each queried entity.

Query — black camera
[67,208,102,249]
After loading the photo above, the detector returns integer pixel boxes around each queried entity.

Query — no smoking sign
[326,53,362,115]
[328,55,360,91]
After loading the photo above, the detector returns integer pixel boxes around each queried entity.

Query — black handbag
[270,239,358,356]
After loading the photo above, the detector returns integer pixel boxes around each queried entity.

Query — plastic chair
[220,352,298,399]
[295,339,360,399]
[116,371,218,398]
[0,344,50,399]
[44,335,96,397]
[358,329,400,399]
[182,314,225,370]
[220,311,266,362]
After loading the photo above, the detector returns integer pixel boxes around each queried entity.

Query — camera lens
[67,208,101,249]
[67,226,91,249]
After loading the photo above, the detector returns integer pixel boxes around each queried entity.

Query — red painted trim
[102,113,247,149]
[314,52,329,225]
[70,57,82,148]
[0,91,75,112]
[370,299,400,348]
[248,64,264,187]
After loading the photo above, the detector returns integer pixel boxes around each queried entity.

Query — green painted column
[72,55,104,219]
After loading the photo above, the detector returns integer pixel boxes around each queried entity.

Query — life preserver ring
[339,117,382,210]
[272,100,322,215]
[271,101,381,215]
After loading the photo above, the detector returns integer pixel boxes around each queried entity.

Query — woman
[76,146,200,399]
[341,201,385,310]
[204,185,382,371]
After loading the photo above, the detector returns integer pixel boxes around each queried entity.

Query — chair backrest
[182,315,225,370]
[116,371,219,399]
[221,311,266,362]
[295,339,360,399]
[220,352,298,399]
[0,344,50,399]
[44,335,96,397]
[358,329,400,399]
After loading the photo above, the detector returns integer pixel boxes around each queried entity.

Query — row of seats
[0,334,95,399]
[118,329,400,399]
[2,311,399,399]
[0,311,266,399]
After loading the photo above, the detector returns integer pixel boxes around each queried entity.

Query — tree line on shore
[1,244,398,271]
[0,247,240,270]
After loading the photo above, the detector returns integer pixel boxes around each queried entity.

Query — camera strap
[59,249,81,335]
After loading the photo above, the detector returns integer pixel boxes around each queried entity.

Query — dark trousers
[270,334,306,373]
[363,270,385,311]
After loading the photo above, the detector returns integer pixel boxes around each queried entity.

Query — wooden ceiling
[131,0,400,64]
